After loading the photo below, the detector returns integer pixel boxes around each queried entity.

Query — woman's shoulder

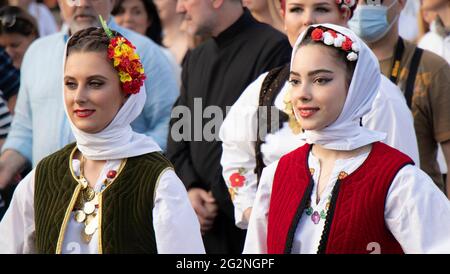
[129,152,173,169]
[37,143,77,166]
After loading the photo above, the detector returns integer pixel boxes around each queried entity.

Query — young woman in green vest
[243,23,450,254]
[0,26,205,254]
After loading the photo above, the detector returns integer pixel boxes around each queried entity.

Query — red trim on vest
[267,142,413,254]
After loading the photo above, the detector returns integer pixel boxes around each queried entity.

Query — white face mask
[348,0,399,43]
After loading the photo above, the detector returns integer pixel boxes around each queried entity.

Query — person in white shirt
[0,26,204,254]
[244,24,450,254]
[220,0,418,229]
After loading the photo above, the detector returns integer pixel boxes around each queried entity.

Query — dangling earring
[283,90,302,134]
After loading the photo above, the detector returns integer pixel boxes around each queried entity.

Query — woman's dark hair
[112,0,162,45]
[66,27,121,58]
[298,27,357,88]
[0,6,39,38]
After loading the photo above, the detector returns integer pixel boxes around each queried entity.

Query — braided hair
[67,27,120,57]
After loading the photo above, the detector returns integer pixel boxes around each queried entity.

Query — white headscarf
[62,31,161,160]
[291,23,386,151]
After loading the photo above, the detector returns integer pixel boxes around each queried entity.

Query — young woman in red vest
[243,23,450,254]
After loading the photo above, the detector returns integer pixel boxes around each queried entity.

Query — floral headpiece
[310,27,359,61]
[100,15,145,95]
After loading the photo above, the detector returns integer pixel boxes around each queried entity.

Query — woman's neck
[252,10,274,27]
[77,152,106,188]
[162,19,189,63]
[162,17,185,46]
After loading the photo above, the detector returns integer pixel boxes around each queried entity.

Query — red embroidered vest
[267,142,413,254]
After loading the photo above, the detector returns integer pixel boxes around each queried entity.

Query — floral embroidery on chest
[303,169,348,225]
[305,195,332,225]
[228,168,247,201]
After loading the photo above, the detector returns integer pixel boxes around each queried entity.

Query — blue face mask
[348,0,399,43]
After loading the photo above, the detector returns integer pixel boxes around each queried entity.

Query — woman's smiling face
[64,51,126,134]
[290,44,349,131]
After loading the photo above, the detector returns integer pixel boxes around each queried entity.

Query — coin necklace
[73,155,118,243]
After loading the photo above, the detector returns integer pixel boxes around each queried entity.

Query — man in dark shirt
[167,0,291,253]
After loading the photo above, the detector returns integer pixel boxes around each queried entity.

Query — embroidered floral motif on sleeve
[228,168,247,201]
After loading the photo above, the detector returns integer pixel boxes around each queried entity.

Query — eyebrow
[63,75,109,81]
[287,1,332,7]
[307,69,334,76]
[289,69,334,77]
[63,76,75,81]
[289,71,300,77]
[87,75,108,81]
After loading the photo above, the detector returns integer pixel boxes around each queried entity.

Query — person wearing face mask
[0,0,178,193]
[349,0,450,197]
[243,24,450,254]
[0,26,204,254]
[219,0,418,230]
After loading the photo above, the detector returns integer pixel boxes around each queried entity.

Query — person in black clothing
[167,0,291,254]
[0,46,19,220]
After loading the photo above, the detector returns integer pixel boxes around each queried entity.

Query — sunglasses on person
[0,12,36,37]
[0,14,16,28]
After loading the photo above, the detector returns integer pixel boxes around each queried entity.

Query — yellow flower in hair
[119,71,132,83]
[106,34,146,95]
[130,53,139,61]
[113,57,121,67]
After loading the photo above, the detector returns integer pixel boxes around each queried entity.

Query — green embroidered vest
[34,143,173,254]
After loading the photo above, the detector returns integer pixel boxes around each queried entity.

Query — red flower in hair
[311,28,324,41]
[108,36,145,95]
[342,38,353,51]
